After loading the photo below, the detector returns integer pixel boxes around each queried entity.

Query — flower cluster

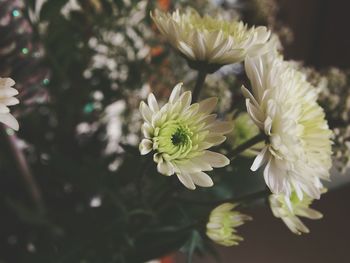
[138,6,336,250]
[0,77,19,130]
[139,83,232,189]
[206,203,251,246]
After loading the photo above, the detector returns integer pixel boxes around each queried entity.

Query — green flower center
[154,120,197,160]
[171,127,190,146]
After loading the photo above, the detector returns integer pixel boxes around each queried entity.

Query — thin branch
[192,69,207,103]
[227,133,266,160]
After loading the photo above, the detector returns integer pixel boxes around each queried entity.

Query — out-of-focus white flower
[269,191,323,235]
[242,53,332,200]
[0,78,19,130]
[150,9,275,71]
[206,203,251,246]
[139,83,232,189]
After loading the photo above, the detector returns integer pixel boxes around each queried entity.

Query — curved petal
[176,172,196,190]
[201,151,230,168]
[139,139,153,155]
[147,93,159,112]
[141,123,153,139]
[169,83,183,104]
[198,97,218,115]
[208,121,233,134]
[139,101,152,123]
[205,134,226,146]
[0,113,19,131]
[251,146,269,171]
[190,172,213,187]
[157,160,175,176]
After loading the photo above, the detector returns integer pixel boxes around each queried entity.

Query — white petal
[255,26,271,43]
[139,139,153,155]
[178,41,195,60]
[157,160,174,176]
[175,160,202,173]
[205,134,226,146]
[1,97,19,106]
[0,87,18,97]
[139,101,152,123]
[177,172,196,190]
[246,99,264,129]
[0,113,19,130]
[264,116,273,135]
[141,123,153,138]
[282,216,309,235]
[241,85,259,107]
[147,93,159,112]
[169,83,183,104]
[190,172,213,187]
[0,77,15,87]
[296,207,323,219]
[193,31,206,60]
[190,156,213,171]
[208,121,233,134]
[198,97,218,115]
[179,91,192,110]
[244,56,264,100]
[201,151,230,168]
[0,104,10,113]
[251,146,269,171]
[264,159,285,194]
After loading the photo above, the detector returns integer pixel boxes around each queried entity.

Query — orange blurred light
[158,0,171,11]
[150,46,165,57]
[161,254,174,263]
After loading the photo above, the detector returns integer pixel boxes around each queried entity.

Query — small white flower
[206,203,252,246]
[242,53,333,200]
[139,83,232,189]
[151,9,275,71]
[0,78,19,130]
[269,192,323,235]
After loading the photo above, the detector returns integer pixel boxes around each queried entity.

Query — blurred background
[0,0,349,262]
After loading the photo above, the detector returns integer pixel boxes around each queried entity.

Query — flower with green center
[206,203,252,246]
[139,83,232,189]
[242,52,333,200]
[0,77,19,130]
[150,9,276,72]
[269,191,324,235]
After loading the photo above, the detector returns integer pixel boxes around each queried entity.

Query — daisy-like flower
[150,9,274,72]
[269,191,323,235]
[139,83,232,189]
[0,77,19,130]
[206,203,252,246]
[242,53,333,200]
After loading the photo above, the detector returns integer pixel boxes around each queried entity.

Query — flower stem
[192,69,207,103]
[228,133,266,160]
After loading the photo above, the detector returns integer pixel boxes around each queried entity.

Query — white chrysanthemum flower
[0,78,19,130]
[269,192,323,235]
[206,203,252,246]
[151,9,274,71]
[242,53,333,200]
[139,83,232,189]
